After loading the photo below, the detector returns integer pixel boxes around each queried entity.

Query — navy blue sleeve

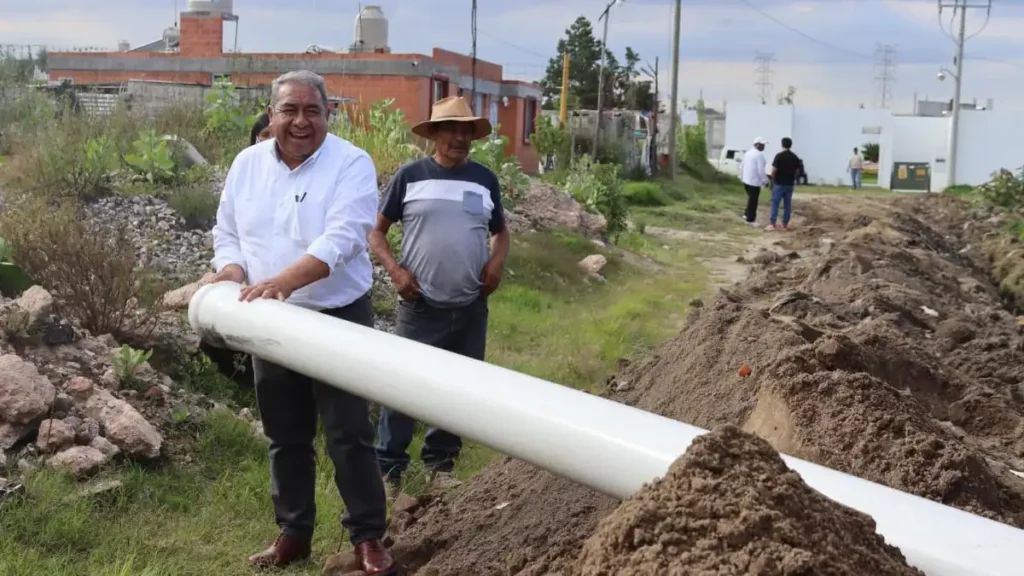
[487,171,506,234]
[379,165,407,223]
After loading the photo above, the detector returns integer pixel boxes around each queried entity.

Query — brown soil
[389,193,1024,575]
[575,425,922,576]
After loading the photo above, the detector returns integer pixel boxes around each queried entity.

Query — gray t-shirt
[380,157,506,307]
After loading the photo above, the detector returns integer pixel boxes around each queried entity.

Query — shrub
[623,181,670,206]
[167,183,219,229]
[470,127,530,210]
[202,82,261,165]
[124,129,176,184]
[5,115,119,201]
[334,98,423,184]
[0,196,162,340]
[565,155,629,241]
[977,168,1024,211]
[532,115,571,170]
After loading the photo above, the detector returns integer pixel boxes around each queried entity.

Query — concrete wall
[792,107,888,187]
[879,115,949,192]
[723,104,794,160]
[955,110,1024,185]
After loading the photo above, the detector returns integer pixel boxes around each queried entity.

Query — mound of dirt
[389,194,1024,574]
[575,425,922,576]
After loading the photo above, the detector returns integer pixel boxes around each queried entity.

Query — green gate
[890,162,932,192]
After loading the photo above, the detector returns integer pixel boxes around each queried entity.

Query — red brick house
[47,8,542,171]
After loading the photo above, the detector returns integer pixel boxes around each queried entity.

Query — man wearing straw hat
[368,95,511,496]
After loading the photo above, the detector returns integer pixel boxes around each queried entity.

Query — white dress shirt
[741,148,767,187]
[212,134,378,310]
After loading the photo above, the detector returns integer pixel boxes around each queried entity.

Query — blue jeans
[376,296,488,481]
[770,184,794,226]
[850,169,862,189]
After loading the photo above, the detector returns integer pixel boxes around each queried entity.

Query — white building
[724,104,1024,192]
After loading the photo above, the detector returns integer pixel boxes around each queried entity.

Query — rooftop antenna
[357,2,364,51]
[174,0,178,25]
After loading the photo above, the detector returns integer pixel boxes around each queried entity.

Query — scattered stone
[51,392,73,418]
[688,298,704,308]
[0,354,56,448]
[90,436,120,460]
[80,388,162,459]
[36,419,76,453]
[577,254,608,276]
[65,376,95,400]
[75,477,124,499]
[100,367,119,390]
[321,551,361,576]
[75,418,101,445]
[49,446,106,477]
[238,407,254,422]
[158,272,216,310]
[14,286,53,327]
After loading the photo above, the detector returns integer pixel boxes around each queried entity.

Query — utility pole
[559,52,570,127]
[471,0,478,113]
[642,57,659,174]
[667,0,681,179]
[938,0,991,188]
[754,52,775,105]
[592,0,621,158]
[873,43,896,109]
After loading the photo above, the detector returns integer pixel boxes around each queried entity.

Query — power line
[735,0,872,60]
[477,30,548,60]
[754,51,775,105]
[873,43,896,109]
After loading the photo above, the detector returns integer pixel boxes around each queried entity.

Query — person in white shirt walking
[740,137,769,225]
[210,70,395,575]
[848,147,864,189]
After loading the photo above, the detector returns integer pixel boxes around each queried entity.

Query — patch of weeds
[111,345,153,390]
[176,353,254,407]
[623,181,670,207]
[166,185,218,229]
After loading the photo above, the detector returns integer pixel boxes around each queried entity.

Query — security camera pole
[937,0,992,188]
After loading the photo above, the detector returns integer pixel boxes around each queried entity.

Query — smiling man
[210,70,395,575]
[369,96,510,497]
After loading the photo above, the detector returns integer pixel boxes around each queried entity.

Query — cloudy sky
[2,0,1021,111]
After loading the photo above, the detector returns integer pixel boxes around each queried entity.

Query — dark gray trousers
[252,292,386,545]
[375,296,488,481]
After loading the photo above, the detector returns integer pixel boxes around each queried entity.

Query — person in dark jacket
[249,112,271,146]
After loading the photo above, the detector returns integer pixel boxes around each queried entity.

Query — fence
[189,281,1024,576]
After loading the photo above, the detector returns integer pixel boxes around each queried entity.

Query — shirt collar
[267,135,329,170]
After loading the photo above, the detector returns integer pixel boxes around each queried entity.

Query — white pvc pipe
[190,282,1024,576]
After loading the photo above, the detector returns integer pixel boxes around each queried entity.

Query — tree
[862,142,880,163]
[540,17,605,110]
[539,16,648,111]
[777,85,797,105]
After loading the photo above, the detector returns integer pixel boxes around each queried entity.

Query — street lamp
[592,0,625,158]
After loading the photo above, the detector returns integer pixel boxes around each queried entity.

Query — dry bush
[0,195,164,340]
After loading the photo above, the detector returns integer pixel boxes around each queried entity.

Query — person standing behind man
[369,96,510,496]
[767,137,801,231]
[211,70,395,575]
[848,147,864,189]
[740,137,768,226]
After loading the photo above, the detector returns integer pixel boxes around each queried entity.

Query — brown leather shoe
[354,539,397,575]
[248,533,311,568]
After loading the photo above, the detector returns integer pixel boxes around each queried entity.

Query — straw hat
[411,96,493,141]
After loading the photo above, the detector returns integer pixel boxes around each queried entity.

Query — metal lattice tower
[873,44,896,109]
[754,52,775,104]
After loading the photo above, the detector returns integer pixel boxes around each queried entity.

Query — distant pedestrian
[766,137,801,231]
[369,96,511,497]
[740,137,768,225]
[848,147,864,189]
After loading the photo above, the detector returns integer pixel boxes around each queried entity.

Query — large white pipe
[190,282,1024,576]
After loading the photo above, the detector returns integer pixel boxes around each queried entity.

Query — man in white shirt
[211,70,395,575]
[848,147,864,189]
[740,137,769,225]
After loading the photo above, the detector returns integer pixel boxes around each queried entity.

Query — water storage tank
[186,0,235,17]
[163,26,181,50]
[117,40,131,52]
[351,5,390,53]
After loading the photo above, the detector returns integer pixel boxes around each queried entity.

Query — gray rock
[0,354,56,426]
[49,446,106,477]
[36,419,76,453]
[80,388,162,459]
[76,418,101,445]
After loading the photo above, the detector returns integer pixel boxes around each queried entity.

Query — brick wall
[498,97,539,173]
[179,13,223,57]
[46,70,211,85]
[431,48,503,83]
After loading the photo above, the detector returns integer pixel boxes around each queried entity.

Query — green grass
[0,180,743,575]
